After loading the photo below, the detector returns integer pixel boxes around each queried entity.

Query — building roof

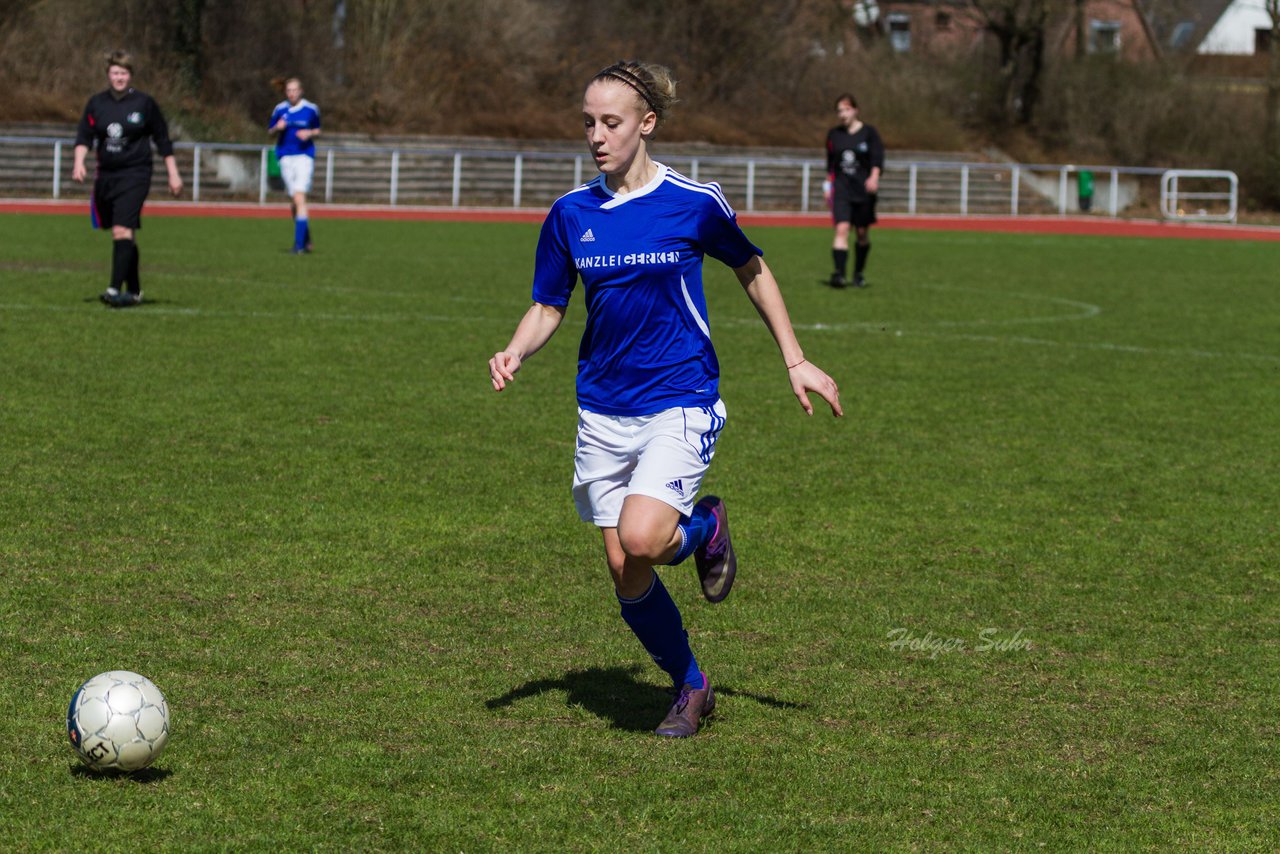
[1142,0,1234,51]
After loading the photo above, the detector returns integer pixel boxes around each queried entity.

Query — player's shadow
[486,664,806,732]
[819,277,870,290]
[69,764,172,783]
[80,295,174,308]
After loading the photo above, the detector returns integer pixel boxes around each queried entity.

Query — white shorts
[279,154,314,195]
[572,400,727,527]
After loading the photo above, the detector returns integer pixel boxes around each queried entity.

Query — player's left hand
[865,175,880,194]
[169,176,183,197]
[788,360,843,417]
[489,351,523,392]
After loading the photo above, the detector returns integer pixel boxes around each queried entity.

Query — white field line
[3,282,1277,364]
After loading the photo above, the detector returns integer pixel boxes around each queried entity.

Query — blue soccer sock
[665,501,715,566]
[294,218,309,250]
[304,222,312,246]
[618,572,703,689]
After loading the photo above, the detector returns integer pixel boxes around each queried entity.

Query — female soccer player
[489,61,842,738]
[823,93,885,288]
[269,78,321,254]
[72,50,183,307]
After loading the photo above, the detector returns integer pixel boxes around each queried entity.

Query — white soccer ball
[66,670,170,772]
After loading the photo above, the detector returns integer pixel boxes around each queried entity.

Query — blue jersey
[532,164,763,417]
[269,99,321,158]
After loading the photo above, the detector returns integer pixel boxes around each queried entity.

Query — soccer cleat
[854,274,868,288]
[99,287,120,305]
[693,496,736,603]
[110,291,142,308]
[828,271,846,289]
[655,672,715,738]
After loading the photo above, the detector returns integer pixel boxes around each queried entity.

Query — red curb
[3,199,1278,241]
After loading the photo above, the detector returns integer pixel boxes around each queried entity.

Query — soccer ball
[66,670,170,772]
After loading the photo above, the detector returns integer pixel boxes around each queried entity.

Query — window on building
[1088,19,1121,54]
[1255,28,1272,54]
[935,10,952,30]
[887,13,911,52]
[1169,21,1195,49]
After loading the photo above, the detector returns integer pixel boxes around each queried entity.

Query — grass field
[2,211,1278,850]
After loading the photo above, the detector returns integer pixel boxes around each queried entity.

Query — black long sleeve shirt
[826,123,886,201]
[75,88,174,176]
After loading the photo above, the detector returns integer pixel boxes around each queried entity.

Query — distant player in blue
[269,78,321,254]
[489,61,843,738]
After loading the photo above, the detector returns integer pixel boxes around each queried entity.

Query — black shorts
[832,188,878,228]
[92,171,151,230]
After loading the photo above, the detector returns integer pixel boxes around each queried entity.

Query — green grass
[2,213,1278,850]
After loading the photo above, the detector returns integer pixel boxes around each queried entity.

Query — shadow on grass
[818,276,871,290]
[486,665,806,733]
[69,764,172,783]
[80,295,176,308]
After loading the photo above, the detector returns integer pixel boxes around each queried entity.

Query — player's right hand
[489,351,522,391]
[72,164,86,183]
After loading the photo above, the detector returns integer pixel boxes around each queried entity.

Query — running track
[4,198,1280,242]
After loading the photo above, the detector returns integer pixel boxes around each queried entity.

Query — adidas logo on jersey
[665,479,685,497]
[580,228,596,243]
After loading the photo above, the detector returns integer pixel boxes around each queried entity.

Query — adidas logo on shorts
[665,479,685,497]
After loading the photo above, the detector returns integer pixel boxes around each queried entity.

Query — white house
[1195,0,1273,54]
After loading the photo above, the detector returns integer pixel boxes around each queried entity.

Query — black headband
[596,63,656,113]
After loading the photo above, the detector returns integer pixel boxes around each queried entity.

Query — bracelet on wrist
[786,359,806,370]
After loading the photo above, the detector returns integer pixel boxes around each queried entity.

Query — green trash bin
[267,149,285,192]
[1077,170,1094,212]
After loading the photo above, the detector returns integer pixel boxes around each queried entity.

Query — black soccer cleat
[109,291,143,308]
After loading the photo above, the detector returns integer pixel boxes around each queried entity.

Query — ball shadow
[69,763,173,783]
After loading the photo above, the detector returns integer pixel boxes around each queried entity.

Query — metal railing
[0,135,1238,221]
[1160,170,1238,223]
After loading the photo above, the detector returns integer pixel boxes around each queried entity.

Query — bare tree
[971,0,1052,125]
[1267,0,1280,196]
[173,0,205,95]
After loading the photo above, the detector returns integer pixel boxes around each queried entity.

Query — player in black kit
[72,50,183,308]
[823,93,884,289]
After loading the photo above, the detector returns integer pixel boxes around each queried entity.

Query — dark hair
[834,92,858,110]
[591,60,678,127]
[105,49,134,73]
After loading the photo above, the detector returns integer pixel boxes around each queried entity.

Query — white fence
[0,135,1238,221]
[1160,170,1238,223]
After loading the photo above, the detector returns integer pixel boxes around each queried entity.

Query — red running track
[4,198,1279,242]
